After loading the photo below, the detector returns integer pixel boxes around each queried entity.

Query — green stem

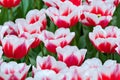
[40,43,44,56]
[9,8,13,20]
[96,51,99,58]
[25,55,29,64]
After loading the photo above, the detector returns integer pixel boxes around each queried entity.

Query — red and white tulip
[2,35,34,59]
[46,1,79,28]
[89,25,120,53]
[39,28,75,53]
[33,56,67,74]
[56,45,87,67]
[16,9,46,34]
[0,62,30,80]
[80,58,102,80]
[43,0,81,8]
[0,0,21,8]
[58,66,83,80]
[79,0,116,28]
[16,9,46,48]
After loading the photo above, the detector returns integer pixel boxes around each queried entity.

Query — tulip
[0,62,30,80]
[0,0,21,8]
[39,28,75,53]
[16,9,46,48]
[89,25,120,53]
[43,0,81,8]
[79,0,116,28]
[58,66,82,80]
[2,35,34,59]
[46,1,79,28]
[33,56,67,74]
[56,45,87,67]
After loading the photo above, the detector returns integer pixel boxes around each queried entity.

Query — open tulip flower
[79,58,120,80]
[56,45,87,67]
[15,9,46,34]
[39,28,75,53]
[79,0,116,28]
[33,56,67,74]
[16,9,46,48]
[89,25,120,53]
[0,0,21,8]
[100,60,119,80]
[2,35,34,59]
[46,1,79,28]
[0,61,30,80]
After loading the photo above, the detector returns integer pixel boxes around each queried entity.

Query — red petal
[64,54,79,67]
[3,42,13,58]
[14,43,28,59]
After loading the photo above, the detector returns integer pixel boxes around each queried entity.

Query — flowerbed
[0,0,120,80]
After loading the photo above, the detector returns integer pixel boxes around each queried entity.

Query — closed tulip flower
[0,0,21,8]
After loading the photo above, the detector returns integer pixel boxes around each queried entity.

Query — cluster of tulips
[0,0,120,80]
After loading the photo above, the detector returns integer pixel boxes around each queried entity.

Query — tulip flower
[100,60,117,80]
[16,9,46,34]
[56,45,87,67]
[80,58,103,80]
[0,0,21,8]
[39,28,75,53]
[33,56,67,74]
[16,9,46,48]
[0,62,30,80]
[58,66,83,80]
[46,1,79,28]
[79,0,116,28]
[43,0,81,8]
[2,35,34,59]
[89,25,120,53]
